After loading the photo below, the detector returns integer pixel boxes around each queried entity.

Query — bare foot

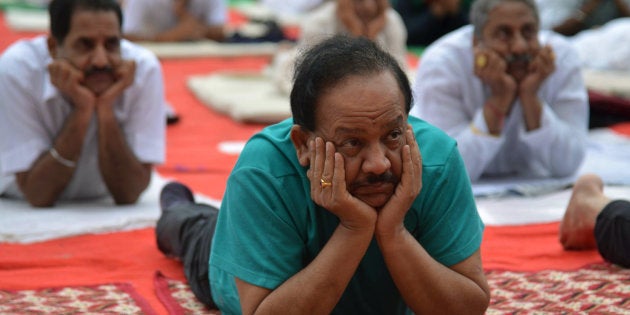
[559,174,610,250]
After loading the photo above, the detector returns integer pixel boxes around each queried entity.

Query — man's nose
[510,33,528,53]
[362,144,391,175]
[91,45,109,67]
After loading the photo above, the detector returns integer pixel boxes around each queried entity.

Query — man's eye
[342,139,360,147]
[338,139,361,157]
[496,29,510,41]
[105,39,120,51]
[76,39,93,51]
[522,28,535,40]
[389,130,402,140]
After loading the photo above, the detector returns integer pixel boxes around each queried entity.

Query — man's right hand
[473,45,517,115]
[308,137,377,232]
[48,59,96,111]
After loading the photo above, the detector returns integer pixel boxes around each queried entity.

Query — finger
[322,141,335,186]
[367,15,386,39]
[542,46,556,74]
[410,128,423,191]
[313,137,326,189]
[48,63,59,85]
[332,152,345,194]
[115,60,136,87]
[308,138,318,195]
[405,127,422,192]
[487,51,506,74]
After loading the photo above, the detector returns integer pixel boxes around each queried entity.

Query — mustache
[84,66,114,77]
[505,54,532,64]
[349,172,398,189]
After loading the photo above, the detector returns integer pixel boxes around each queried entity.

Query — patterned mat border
[155,263,630,314]
[0,282,157,314]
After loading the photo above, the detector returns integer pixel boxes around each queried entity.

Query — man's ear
[47,36,58,58]
[290,125,311,167]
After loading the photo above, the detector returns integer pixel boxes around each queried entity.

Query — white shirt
[410,25,588,181]
[122,0,227,39]
[300,2,407,68]
[0,36,166,200]
[271,1,408,94]
[536,0,630,30]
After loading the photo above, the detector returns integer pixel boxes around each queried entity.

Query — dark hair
[48,0,123,43]
[470,0,539,36]
[290,35,412,131]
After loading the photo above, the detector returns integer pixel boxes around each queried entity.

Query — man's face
[49,9,122,95]
[477,1,540,82]
[311,71,407,209]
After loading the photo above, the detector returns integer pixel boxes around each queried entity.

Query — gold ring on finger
[476,54,487,69]
[320,178,332,188]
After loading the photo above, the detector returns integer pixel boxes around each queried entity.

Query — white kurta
[0,36,166,200]
[410,25,588,181]
[122,0,227,39]
[271,1,408,94]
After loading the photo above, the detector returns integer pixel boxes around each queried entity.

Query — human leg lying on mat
[156,182,218,308]
[560,173,630,268]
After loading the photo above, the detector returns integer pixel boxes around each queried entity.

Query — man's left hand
[97,60,136,108]
[375,125,423,238]
[519,45,555,97]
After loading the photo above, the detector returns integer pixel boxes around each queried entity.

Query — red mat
[0,228,184,314]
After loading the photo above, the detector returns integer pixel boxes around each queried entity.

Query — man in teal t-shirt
[156,35,490,314]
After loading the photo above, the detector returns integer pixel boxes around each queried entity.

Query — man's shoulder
[234,119,299,173]
[0,36,49,89]
[410,116,458,166]
[539,29,573,48]
[0,36,48,68]
[120,39,160,65]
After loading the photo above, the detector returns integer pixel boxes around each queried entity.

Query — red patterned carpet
[487,263,630,314]
[0,282,156,314]
[154,263,630,314]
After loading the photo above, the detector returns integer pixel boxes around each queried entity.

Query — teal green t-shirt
[209,116,483,314]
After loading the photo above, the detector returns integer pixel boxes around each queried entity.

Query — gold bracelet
[49,147,76,168]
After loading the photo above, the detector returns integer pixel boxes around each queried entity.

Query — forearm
[16,109,92,207]
[553,0,601,35]
[378,231,489,314]
[519,94,542,132]
[153,26,195,42]
[17,155,75,207]
[252,224,374,314]
[97,107,151,204]
[204,25,226,41]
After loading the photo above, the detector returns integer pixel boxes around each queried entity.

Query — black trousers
[156,203,218,308]
[595,200,630,268]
